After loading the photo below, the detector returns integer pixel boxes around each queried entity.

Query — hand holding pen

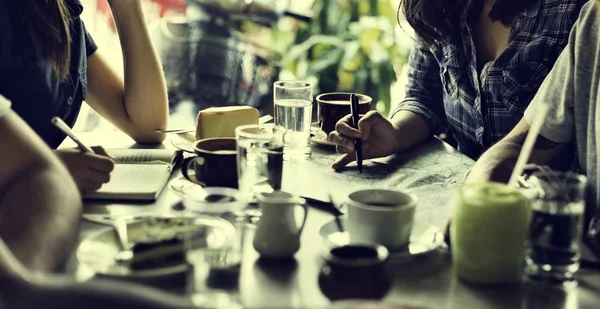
[51,117,115,192]
[327,109,403,171]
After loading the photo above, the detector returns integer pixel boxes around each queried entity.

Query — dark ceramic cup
[317,92,372,135]
[182,138,238,188]
[318,243,391,301]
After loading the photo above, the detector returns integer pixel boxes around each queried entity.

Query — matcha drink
[451,182,531,284]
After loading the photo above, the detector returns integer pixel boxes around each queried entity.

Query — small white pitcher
[253,191,308,258]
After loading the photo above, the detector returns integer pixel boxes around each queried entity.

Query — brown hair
[16,0,72,81]
[398,0,539,46]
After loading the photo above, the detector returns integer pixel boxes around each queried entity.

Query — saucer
[319,218,446,262]
[170,133,195,153]
[310,123,335,147]
[167,176,247,214]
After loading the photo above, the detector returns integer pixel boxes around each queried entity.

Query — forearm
[0,163,81,273]
[2,276,195,309]
[467,142,522,183]
[109,0,168,140]
[389,111,431,152]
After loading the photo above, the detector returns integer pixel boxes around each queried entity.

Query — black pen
[350,94,363,173]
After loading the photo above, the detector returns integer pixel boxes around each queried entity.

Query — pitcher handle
[296,198,308,237]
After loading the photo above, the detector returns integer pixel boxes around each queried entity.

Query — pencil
[51,116,94,153]
[349,94,363,173]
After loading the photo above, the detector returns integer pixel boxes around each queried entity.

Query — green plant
[280,0,410,116]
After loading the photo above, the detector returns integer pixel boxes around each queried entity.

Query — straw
[508,104,550,187]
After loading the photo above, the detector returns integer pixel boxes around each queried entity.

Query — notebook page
[108,149,178,164]
[84,164,172,200]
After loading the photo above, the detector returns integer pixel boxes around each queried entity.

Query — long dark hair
[15,0,72,81]
[399,0,539,45]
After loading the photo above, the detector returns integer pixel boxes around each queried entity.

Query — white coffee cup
[346,189,417,249]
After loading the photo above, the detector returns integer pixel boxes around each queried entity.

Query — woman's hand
[328,111,402,170]
[55,146,115,192]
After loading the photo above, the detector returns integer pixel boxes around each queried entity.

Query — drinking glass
[273,80,313,160]
[186,221,248,308]
[235,124,285,202]
[524,171,587,286]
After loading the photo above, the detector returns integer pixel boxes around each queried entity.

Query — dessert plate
[319,218,446,262]
[77,214,233,280]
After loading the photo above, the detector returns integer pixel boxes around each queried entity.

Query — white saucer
[310,123,335,147]
[170,133,195,153]
[319,218,446,262]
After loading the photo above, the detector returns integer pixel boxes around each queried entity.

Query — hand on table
[328,111,401,170]
[55,146,115,192]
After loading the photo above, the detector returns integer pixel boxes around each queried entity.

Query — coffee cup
[317,92,372,135]
[182,138,238,188]
[318,243,391,300]
[346,189,416,249]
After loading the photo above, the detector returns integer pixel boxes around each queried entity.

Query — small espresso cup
[182,138,238,188]
[317,92,372,135]
[346,189,416,249]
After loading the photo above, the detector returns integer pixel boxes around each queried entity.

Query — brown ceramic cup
[317,92,372,135]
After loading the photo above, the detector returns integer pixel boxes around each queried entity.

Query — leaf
[284,35,344,65]
[307,48,344,77]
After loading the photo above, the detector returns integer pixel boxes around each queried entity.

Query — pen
[51,116,94,153]
[349,94,363,173]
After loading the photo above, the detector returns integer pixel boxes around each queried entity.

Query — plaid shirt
[392,0,585,159]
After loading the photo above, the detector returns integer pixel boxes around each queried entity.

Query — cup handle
[181,156,206,186]
[296,198,308,237]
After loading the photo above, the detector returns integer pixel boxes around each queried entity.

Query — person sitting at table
[328,0,584,169]
[0,95,81,274]
[0,0,168,192]
[467,0,600,250]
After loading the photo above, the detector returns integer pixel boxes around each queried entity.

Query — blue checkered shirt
[392,0,585,159]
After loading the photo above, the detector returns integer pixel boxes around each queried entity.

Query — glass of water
[186,220,247,308]
[235,124,285,201]
[524,170,587,286]
[273,80,313,160]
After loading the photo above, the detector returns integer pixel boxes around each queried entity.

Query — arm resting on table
[467,118,566,183]
[389,41,446,152]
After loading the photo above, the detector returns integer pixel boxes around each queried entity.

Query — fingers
[91,145,116,161]
[331,153,356,171]
[328,131,354,152]
[357,111,385,140]
[334,115,362,139]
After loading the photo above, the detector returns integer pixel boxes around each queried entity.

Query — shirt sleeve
[0,95,11,119]
[389,39,447,135]
[523,0,593,144]
[83,22,98,57]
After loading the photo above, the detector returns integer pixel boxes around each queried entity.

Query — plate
[170,133,195,153]
[168,176,248,214]
[310,122,335,147]
[319,218,446,262]
[77,215,234,280]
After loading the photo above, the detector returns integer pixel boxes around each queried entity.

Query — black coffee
[332,245,378,259]
[527,209,582,266]
[368,202,397,208]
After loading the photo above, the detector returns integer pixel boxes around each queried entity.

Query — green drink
[451,182,531,284]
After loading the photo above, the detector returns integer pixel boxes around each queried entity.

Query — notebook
[83,149,182,201]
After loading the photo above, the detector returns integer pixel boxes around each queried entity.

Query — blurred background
[75,0,415,132]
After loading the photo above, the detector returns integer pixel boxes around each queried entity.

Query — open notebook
[83,149,181,201]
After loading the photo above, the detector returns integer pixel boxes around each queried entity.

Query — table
[67,132,600,309]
